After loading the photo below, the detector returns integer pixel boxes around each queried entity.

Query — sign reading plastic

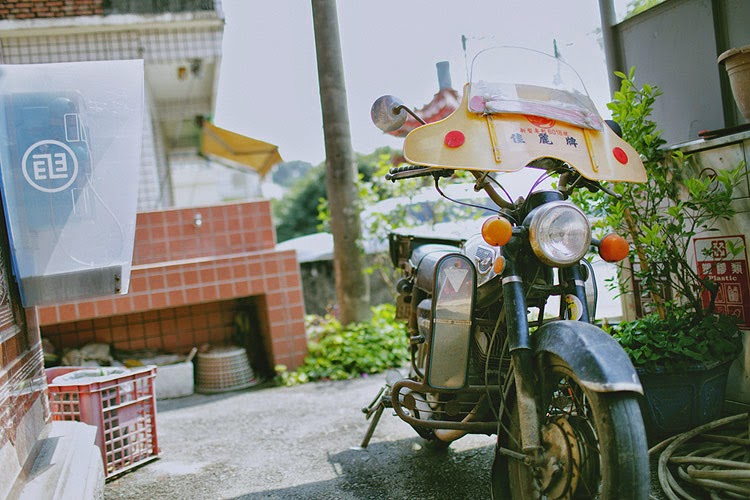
[694,235,750,329]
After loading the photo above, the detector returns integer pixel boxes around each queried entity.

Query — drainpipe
[598,0,621,96]
[598,0,638,322]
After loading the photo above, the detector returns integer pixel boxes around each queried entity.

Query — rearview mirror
[370,95,407,132]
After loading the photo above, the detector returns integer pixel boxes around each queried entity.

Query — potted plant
[718,45,750,121]
[590,68,745,440]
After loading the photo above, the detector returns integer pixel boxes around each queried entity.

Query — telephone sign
[22,139,79,193]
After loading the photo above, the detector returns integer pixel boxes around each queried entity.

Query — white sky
[215,0,633,166]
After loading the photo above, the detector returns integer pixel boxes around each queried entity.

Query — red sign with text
[694,235,750,329]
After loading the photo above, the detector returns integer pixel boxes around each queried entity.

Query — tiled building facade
[0,1,306,493]
[0,0,105,19]
[38,201,307,371]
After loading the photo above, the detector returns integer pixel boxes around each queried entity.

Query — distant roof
[388,87,461,138]
[276,233,334,263]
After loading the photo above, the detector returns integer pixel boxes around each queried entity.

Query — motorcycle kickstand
[355,384,392,449]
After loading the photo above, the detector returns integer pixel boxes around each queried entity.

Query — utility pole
[311,0,370,324]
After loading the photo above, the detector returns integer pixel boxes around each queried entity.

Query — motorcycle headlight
[528,201,591,267]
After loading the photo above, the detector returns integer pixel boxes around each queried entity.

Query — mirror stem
[395,104,426,125]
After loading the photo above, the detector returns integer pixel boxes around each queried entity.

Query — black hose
[649,413,750,499]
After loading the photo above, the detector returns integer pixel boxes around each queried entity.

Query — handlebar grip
[387,164,426,175]
[385,165,453,182]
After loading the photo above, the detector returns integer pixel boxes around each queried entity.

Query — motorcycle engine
[462,234,508,373]
[471,320,508,373]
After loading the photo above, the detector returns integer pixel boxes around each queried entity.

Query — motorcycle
[360,47,650,499]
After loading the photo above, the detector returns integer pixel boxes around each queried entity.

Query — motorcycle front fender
[534,320,643,394]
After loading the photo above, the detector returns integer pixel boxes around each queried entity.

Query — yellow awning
[200,121,282,177]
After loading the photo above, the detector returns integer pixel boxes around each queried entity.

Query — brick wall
[42,301,237,354]
[0,201,47,497]
[37,201,308,372]
[0,0,105,20]
[132,200,276,265]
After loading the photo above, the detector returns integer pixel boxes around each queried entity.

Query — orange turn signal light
[481,216,513,247]
[493,255,506,275]
[599,233,630,262]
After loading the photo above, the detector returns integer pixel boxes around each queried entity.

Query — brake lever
[592,180,621,200]
[560,171,622,200]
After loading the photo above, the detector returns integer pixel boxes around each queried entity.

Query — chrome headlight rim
[528,201,591,267]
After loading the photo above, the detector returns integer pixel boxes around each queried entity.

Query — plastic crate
[45,366,159,479]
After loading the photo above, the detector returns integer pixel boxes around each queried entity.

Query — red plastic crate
[45,366,160,479]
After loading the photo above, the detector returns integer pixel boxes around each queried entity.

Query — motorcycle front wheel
[493,353,649,500]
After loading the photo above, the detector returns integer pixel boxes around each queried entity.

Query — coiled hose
[649,413,750,499]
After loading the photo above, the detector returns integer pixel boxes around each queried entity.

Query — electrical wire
[433,176,501,215]
[485,173,514,206]
[526,170,556,202]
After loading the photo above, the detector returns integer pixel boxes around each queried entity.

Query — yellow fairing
[404,84,647,183]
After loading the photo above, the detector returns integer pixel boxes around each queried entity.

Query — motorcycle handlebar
[384,164,617,211]
[384,166,514,210]
[385,165,454,182]
[592,180,621,199]
[468,171,515,210]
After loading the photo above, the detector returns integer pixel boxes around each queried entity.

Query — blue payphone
[0,61,143,306]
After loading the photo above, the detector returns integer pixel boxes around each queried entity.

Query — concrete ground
[104,375,496,499]
[105,374,664,499]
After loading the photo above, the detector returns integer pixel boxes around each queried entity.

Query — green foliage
[610,311,741,372]
[625,0,666,20]
[603,68,744,320]
[270,160,314,188]
[273,163,327,242]
[273,147,400,242]
[580,68,746,372]
[275,304,409,385]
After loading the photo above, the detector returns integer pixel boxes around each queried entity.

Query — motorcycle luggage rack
[388,232,463,269]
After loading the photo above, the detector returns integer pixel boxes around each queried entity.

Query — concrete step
[8,421,104,500]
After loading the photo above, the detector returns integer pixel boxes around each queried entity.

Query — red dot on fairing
[444,130,465,148]
[613,147,628,164]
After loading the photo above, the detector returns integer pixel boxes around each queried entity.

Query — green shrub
[275,304,409,385]
[610,311,740,372]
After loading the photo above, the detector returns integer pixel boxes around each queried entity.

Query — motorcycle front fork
[500,256,589,462]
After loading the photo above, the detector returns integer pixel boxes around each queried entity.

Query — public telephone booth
[0,60,143,306]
